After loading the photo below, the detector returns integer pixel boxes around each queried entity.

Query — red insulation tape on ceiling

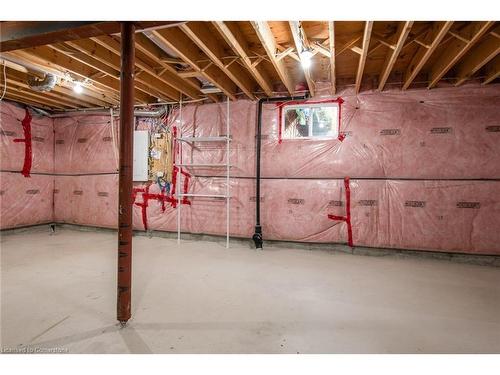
[13,108,33,177]
[327,176,353,247]
[276,97,344,144]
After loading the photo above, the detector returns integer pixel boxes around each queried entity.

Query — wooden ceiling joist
[133,33,215,101]
[4,86,69,110]
[1,56,117,107]
[482,54,500,84]
[250,21,295,95]
[378,21,414,91]
[289,21,315,97]
[6,76,80,109]
[0,21,185,52]
[5,66,113,108]
[151,27,238,100]
[46,43,159,103]
[402,21,454,90]
[67,38,179,101]
[1,21,498,110]
[428,21,494,88]
[213,21,274,96]
[7,47,152,104]
[328,21,336,95]
[7,78,83,108]
[336,35,363,57]
[181,22,256,99]
[454,31,500,86]
[354,21,373,94]
[3,92,58,110]
[95,35,203,100]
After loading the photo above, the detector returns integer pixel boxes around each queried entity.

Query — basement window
[281,103,339,140]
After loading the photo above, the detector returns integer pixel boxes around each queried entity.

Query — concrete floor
[1,228,499,354]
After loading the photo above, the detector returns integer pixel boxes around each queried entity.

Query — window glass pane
[282,104,339,139]
[311,106,338,137]
[283,107,310,138]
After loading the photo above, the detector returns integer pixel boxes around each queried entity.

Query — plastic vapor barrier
[1,83,500,255]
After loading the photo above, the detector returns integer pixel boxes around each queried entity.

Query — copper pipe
[117,21,135,325]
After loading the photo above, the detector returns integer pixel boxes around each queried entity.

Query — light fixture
[73,82,83,94]
[300,48,313,69]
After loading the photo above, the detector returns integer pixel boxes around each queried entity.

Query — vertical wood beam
[355,21,374,94]
[378,21,414,91]
[117,21,134,326]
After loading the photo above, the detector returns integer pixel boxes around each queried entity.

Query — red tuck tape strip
[132,183,181,231]
[276,97,344,144]
[13,108,33,177]
[132,125,192,230]
[327,176,353,247]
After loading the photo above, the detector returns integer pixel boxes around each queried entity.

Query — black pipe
[252,94,308,249]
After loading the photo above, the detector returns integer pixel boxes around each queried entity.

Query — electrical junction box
[149,132,172,183]
[133,130,149,181]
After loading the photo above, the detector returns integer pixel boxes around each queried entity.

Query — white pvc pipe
[226,96,230,249]
[177,99,182,245]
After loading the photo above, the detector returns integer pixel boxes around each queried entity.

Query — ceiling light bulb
[73,82,83,94]
[300,48,313,69]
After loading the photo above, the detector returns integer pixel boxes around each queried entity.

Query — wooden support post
[117,21,135,326]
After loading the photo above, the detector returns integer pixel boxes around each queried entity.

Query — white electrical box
[133,130,149,181]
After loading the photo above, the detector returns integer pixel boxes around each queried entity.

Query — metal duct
[28,73,57,92]
[48,105,168,118]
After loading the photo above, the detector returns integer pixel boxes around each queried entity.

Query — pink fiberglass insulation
[54,174,118,227]
[1,101,54,229]
[257,85,500,179]
[0,173,54,229]
[1,101,54,173]
[5,84,500,255]
[54,114,118,174]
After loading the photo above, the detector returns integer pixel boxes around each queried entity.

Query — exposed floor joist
[251,21,295,95]
[454,31,500,86]
[0,21,183,52]
[67,38,179,101]
[6,47,152,104]
[133,33,215,102]
[96,35,205,100]
[482,54,500,84]
[1,21,499,111]
[428,21,494,88]
[402,21,454,90]
[213,21,274,97]
[355,21,373,94]
[180,22,256,100]
[151,27,238,100]
[378,21,414,91]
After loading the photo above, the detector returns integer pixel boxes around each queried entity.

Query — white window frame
[281,102,339,140]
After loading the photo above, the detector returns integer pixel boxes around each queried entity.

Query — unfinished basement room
[1,3,500,367]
